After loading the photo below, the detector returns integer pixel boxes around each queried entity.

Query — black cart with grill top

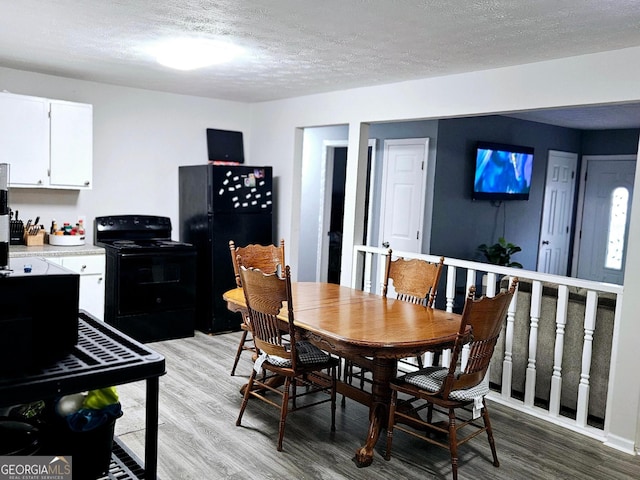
[0,311,165,480]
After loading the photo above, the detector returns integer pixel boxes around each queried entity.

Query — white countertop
[9,243,105,258]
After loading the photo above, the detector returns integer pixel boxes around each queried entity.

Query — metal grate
[0,312,165,407]
[98,438,148,480]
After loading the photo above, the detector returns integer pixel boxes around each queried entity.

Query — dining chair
[345,251,445,390]
[383,251,445,369]
[235,264,339,452]
[384,277,518,480]
[228,239,285,376]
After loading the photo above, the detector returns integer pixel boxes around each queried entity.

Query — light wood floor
[115,331,640,480]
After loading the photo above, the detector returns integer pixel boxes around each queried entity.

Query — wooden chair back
[442,278,518,395]
[229,239,285,287]
[382,250,444,307]
[238,264,298,369]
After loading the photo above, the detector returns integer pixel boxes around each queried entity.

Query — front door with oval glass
[576,157,636,284]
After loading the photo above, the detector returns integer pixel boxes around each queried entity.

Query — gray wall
[431,117,639,270]
[581,129,640,155]
[298,116,640,278]
[431,116,582,270]
[368,120,439,251]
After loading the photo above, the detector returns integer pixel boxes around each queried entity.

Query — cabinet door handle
[81,265,87,271]
[84,180,90,186]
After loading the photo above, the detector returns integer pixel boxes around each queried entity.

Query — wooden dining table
[223,282,466,467]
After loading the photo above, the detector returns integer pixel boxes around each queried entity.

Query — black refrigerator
[179,164,273,333]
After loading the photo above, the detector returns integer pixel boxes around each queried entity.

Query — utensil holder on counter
[24,229,45,246]
[10,220,24,245]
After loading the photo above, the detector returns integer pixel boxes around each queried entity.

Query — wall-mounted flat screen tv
[206,128,244,163]
[472,141,534,201]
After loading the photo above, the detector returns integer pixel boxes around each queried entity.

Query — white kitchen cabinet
[49,100,93,188]
[0,92,93,189]
[46,254,105,319]
[0,93,49,186]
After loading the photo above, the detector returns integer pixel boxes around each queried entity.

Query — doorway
[574,155,636,283]
[327,146,347,284]
[318,141,374,283]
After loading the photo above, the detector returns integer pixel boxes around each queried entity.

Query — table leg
[354,357,396,467]
[145,376,160,480]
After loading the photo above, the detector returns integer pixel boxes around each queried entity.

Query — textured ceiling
[1,1,640,128]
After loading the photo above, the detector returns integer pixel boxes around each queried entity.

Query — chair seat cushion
[266,341,330,367]
[403,366,490,402]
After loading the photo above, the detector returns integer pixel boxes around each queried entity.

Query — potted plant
[477,237,523,268]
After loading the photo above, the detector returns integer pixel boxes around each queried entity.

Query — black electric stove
[95,215,196,343]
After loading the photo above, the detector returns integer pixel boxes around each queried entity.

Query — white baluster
[502,282,518,399]
[525,281,543,407]
[549,285,568,417]
[445,265,456,313]
[577,290,597,427]
[363,251,373,293]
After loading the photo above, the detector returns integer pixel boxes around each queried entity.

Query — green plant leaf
[476,238,522,267]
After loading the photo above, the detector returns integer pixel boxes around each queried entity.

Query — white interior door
[379,138,429,253]
[537,150,578,275]
[576,156,636,284]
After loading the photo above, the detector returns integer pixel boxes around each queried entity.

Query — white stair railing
[351,245,624,445]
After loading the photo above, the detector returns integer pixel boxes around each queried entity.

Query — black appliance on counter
[179,164,273,333]
[95,215,197,343]
[0,257,79,372]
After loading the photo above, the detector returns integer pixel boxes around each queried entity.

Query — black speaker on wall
[206,128,244,163]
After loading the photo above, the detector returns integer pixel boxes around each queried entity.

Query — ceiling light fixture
[153,38,244,71]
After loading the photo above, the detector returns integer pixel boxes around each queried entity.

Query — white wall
[0,66,251,242]
[248,46,640,452]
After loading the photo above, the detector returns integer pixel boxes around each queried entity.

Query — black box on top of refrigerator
[179,164,273,333]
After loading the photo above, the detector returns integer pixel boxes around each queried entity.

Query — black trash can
[41,406,121,480]
[53,418,116,479]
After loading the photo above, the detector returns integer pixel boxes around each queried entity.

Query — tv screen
[206,128,244,163]
[473,141,534,200]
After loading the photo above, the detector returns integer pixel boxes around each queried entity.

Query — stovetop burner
[94,215,194,252]
[102,239,194,251]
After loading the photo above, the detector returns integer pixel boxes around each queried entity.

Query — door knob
[382,242,390,248]
[542,240,549,245]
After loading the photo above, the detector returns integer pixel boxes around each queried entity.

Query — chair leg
[341,359,350,407]
[277,377,292,451]
[236,369,256,426]
[230,329,249,376]
[448,409,459,480]
[330,366,337,431]
[384,389,398,461]
[482,399,500,467]
[432,350,441,367]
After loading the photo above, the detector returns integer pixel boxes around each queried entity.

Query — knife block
[10,220,24,245]
[24,229,45,246]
